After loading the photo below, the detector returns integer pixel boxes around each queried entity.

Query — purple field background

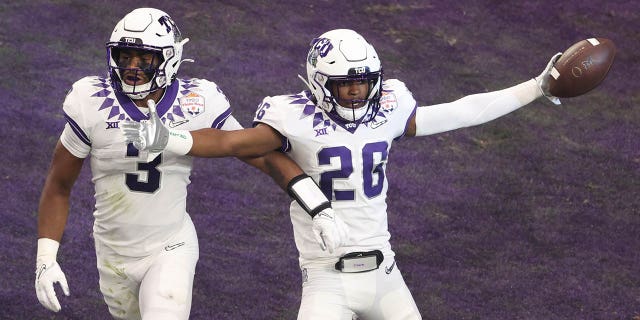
[1,1,639,319]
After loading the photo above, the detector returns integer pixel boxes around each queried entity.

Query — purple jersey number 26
[318,141,388,201]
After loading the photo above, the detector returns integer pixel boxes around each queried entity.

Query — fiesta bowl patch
[379,92,397,113]
[179,92,205,117]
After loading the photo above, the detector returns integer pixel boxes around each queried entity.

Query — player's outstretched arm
[36,141,81,312]
[121,100,282,158]
[189,124,283,158]
[406,53,562,137]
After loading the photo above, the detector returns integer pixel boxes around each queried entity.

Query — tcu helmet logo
[158,15,181,42]
[307,38,333,67]
[354,66,366,74]
[118,37,142,44]
[348,66,370,76]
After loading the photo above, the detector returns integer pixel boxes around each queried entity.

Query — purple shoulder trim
[211,108,232,129]
[63,113,91,146]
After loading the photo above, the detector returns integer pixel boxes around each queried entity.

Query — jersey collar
[115,81,179,122]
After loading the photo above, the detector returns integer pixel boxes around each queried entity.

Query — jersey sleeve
[60,125,90,158]
[381,79,418,140]
[220,116,243,130]
[60,78,94,158]
[252,96,290,151]
[185,78,239,131]
[413,79,539,136]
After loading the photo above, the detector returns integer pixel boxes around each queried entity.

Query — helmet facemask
[325,70,382,122]
[107,45,166,100]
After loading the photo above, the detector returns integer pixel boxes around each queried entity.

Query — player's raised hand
[120,99,170,152]
[312,208,350,253]
[120,119,144,149]
[535,52,563,105]
[143,99,171,153]
[35,238,69,312]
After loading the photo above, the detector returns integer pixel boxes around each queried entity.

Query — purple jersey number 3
[125,143,162,193]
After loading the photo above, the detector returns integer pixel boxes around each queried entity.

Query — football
[548,37,616,98]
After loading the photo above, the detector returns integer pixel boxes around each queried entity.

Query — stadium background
[1,1,638,319]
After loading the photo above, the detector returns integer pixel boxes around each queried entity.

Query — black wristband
[287,174,331,218]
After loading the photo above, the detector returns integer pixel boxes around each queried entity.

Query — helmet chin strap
[126,91,151,100]
[334,102,368,121]
[122,81,153,100]
[298,74,370,122]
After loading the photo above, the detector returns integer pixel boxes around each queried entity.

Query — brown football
[548,38,616,98]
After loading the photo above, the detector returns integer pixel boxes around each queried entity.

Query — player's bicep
[38,141,84,240]
[413,101,474,136]
[405,114,417,137]
[43,141,84,196]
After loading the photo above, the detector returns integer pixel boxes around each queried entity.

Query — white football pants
[298,257,421,319]
[95,216,199,320]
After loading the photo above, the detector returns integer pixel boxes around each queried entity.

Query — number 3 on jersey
[318,141,388,200]
[125,143,162,193]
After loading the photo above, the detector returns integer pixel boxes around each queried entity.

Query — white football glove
[35,238,69,312]
[535,52,563,105]
[312,208,350,253]
[120,99,170,153]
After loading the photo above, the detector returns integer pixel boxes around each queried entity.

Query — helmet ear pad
[106,8,187,99]
[305,29,383,123]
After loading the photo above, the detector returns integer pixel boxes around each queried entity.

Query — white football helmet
[305,29,383,122]
[106,8,190,99]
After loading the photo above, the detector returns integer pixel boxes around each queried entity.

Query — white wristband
[36,238,59,265]
[166,129,193,155]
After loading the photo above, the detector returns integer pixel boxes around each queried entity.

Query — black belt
[335,250,384,273]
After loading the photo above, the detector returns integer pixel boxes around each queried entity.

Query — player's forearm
[263,151,305,191]
[186,129,248,157]
[187,128,230,157]
[187,128,280,158]
[414,79,541,136]
[238,152,305,191]
[37,186,71,241]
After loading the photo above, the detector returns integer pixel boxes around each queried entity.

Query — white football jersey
[254,79,417,266]
[61,76,241,256]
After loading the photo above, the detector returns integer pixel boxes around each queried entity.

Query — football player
[122,29,562,319]
[35,8,337,319]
